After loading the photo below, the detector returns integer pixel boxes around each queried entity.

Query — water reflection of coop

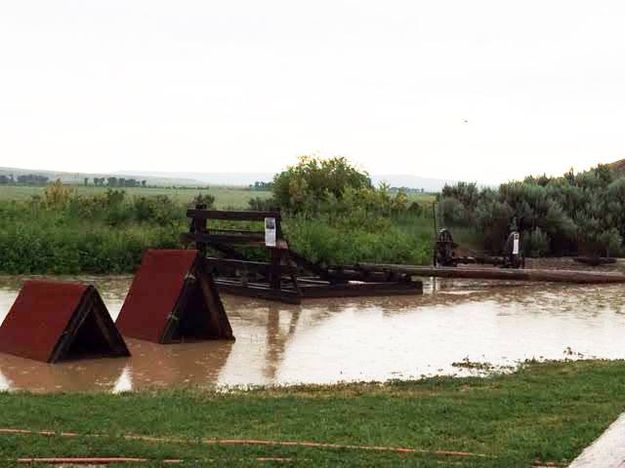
[183,207,423,304]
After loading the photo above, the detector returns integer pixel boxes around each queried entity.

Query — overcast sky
[1,1,624,183]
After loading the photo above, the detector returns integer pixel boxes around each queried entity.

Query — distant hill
[1,166,457,191]
[371,174,456,192]
[608,158,625,175]
[116,170,275,187]
[119,170,454,192]
[0,167,205,186]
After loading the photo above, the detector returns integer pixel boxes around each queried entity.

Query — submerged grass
[0,360,624,466]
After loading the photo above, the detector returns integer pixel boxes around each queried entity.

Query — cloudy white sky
[1,1,624,183]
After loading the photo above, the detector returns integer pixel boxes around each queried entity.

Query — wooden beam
[159,277,195,344]
[187,210,281,221]
[359,263,625,285]
[207,228,264,235]
[215,279,301,304]
[269,248,282,290]
[197,271,235,340]
[299,281,423,298]
[184,232,265,245]
[204,257,296,276]
[207,242,246,260]
[287,249,332,280]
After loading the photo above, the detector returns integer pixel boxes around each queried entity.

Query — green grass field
[0,360,622,466]
[0,185,272,209]
[0,184,434,207]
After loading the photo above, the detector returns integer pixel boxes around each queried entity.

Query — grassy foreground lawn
[1,360,624,466]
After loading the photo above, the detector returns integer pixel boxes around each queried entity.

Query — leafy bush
[272,156,372,211]
[523,228,550,257]
[441,182,480,212]
[0,182,189,274]
[191,193,215,208]
[439,163,625,256]
[132,195,182,225]
[438,196,468,226]
[42,179,75,209]
[0,208,182,274]
[474,195,514,251]
[248,196,279,211]
[284,214,431,266]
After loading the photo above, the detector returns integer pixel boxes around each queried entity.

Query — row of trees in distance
[89,177,147,187]
[0,174,49,185]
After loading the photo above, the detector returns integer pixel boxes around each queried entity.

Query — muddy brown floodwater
[1,275,625,393]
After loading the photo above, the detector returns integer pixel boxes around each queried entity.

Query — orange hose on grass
[0,427,490,459]
[15,457,297,464]
[16,457,183,464]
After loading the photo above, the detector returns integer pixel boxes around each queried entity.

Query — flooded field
[1,275,625,392]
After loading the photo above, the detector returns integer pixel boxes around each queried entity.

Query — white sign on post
[264,217,277,247]
[512,232,520,255]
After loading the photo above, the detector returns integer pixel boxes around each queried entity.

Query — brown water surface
[1,275,625,392]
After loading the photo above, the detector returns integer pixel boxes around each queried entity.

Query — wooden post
[268,214,284,290]
[194,203,207,256]
[432,202,438,267]
[269,248,282,290]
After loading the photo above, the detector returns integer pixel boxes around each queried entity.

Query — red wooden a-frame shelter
[0,280,130,363]
[116,249,234,343]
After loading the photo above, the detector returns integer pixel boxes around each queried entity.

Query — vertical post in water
[265,215,281,290]
[432,202,438,267]
[269,248,282,290]
[195,203,207,257]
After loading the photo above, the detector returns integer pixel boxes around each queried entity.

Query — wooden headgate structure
[182,206,423,304]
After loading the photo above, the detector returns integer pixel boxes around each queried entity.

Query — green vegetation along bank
[439,161,625,257]
[0,157,434,274]
[1,360,623,466]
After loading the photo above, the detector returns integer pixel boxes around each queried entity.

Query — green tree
[272,156,372,212]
